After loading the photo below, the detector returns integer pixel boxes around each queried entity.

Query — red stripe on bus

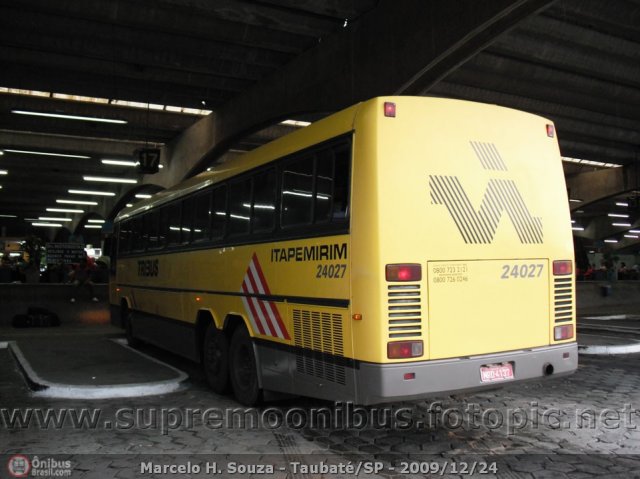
[247,270,275,337]
[241,280,265,335]
[252,253,272,295]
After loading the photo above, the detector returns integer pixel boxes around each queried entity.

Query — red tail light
[546,124,555,137]
[388,341,423,359]
[384,102,396,118]
[553,260,573,276]
[554,324,574,340]
[386,263,421,282]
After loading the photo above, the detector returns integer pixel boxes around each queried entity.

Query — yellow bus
[110,96,577,406]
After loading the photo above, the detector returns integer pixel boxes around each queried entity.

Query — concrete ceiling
[0,0,638,251]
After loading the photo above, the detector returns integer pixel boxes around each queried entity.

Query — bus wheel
[203,324,229,394]
[123,306,140,348]
[229,325,261,406]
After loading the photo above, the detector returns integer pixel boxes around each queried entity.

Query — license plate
[480,363,514,383]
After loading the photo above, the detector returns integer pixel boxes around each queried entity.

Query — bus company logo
[429,141,543,244]
[240,253,290,340]
[7,455,30,478]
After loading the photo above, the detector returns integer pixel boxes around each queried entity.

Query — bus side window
[182,197,195,244]
[147,210,161,249]
[157,206,168,248]
[332,146,350,222]
[167,202,182,246]
[282,156,313,227]
[141,213,152,250]
[252,169,276,233]
[228,178,252,236]
[192,191,212,242]
[315,149,334,223]
[211,185,227,240]
[131,216,145,251]
[119,220,131,254]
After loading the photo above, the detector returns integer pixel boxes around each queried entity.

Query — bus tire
[203,324,230,394]
[123,306,140,348]
[229,325,261,406]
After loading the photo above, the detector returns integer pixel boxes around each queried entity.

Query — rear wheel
[203,324,230,394]
[229,325,261,406]
[122,305,140,348]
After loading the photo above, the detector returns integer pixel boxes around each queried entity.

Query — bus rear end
[350,97,577,404]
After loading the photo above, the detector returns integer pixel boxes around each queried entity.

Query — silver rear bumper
[356,343,577,405]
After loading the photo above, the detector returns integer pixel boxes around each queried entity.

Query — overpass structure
[0,0,638,256]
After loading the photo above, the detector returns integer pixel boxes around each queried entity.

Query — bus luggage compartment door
[427,259,550,360]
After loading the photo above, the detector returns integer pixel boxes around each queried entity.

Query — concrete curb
[578,334,640,356]
[8,339,188,399]
[581,314,640,321]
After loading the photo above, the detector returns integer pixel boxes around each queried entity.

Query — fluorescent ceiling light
[616,202,629,207]
[1,87,211,115]
[46,208,84,213]
[562,156,622,168]
[56,199,98,206]
[84,225,102,229]
[630,230,640,234]
[126,203,133,208]
[612,223,631,227]
[84,176,137,184]
[101,159,163,169]
[32,222,62,227]
[624,235,639,239]
[69,189,115,196]
[135,194,152,199]
[0,170,7,175]
[12,109,127,124]
[608,213,629,218]
[102,159,136,167]
[0,214,17,218]
[604,239,618,243]
[87,219,105,223]
[3,149,90,159]
[569,198,582,203]
[280,119,311,127]
[571,227,584,231]
[39,217,72,222]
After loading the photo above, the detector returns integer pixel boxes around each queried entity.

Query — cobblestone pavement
[2,342,640,478]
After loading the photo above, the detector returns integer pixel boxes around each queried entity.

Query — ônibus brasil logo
[7,455,31,478]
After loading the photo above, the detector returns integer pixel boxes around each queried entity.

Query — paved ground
[2,326,640,478]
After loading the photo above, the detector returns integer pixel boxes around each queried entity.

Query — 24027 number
[316,264,347,279]
[501,263,544,279]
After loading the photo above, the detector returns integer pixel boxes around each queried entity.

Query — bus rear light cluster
[554,324,574,340]
[553,260,573,276]
[386,263,421,282]
[387,340,423,359]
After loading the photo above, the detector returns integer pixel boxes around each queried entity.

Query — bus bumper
[356,342,577,405]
